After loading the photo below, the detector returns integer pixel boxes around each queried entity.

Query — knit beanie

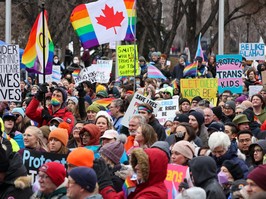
[247,164,266,191]
[96,84,106,93]
[0,145,9,172]
[224,100,236,111]
[67,147,94,168]
[86,104,100,113]
[54,87,67,102]
[12,107,25,118]
[191,96,203,103]
[151,141,170,160]
[69,167,97,192]
[39,162,66,187]
[211,106,223,120]
[222,160,244,180]
[99,141,124,164]
[164,86,173,97]
[179,98,190,105]
[48,128,69,146]
[172,140,195,160]
[189,111,204,127]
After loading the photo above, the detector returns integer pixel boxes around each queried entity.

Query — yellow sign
[180,78,218,105]
[117,45,139,76]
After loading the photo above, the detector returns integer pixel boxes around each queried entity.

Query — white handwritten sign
[156,98,179,125]
[239,43,265,60]
[0,44,21,101]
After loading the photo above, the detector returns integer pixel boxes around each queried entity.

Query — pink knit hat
[172,141,195,160]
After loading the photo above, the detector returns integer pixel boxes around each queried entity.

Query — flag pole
[133,0,137,92]
[42,1,46,108]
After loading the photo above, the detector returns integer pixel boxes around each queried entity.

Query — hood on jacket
[80,124,101,145]
[130,148,168,186]
[189,156,217,186]
[249,140,266,164]
[14,175,32,189]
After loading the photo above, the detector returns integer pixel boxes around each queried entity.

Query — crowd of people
[0,50,266,199]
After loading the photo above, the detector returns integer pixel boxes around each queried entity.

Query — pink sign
[164,164,188,199]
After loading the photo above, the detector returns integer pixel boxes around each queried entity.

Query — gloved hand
[41,107,53,122]
[35,83,49,101]
[175,131,185,142]
[178,178,189,192]
[76,83,86,98]
[93,158,113,190]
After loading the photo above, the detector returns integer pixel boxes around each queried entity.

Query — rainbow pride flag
[93,98,114,107]
[72,69,80,79]
[122,176,136,198]
[22,11,54,74]
[70,0,136,49]
[183,62,197,77]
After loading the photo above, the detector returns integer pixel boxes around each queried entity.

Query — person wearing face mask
[25,85,75,132]
[217,160,244,197]
[67,56,84,72]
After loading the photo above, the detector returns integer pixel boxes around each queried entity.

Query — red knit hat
[247,164,266,191]
[39,162,66,187]
[67,147,94,168]
[48,128,69,146]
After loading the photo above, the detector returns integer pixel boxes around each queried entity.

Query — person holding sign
[26,85,75,131]
[137,103,166,141]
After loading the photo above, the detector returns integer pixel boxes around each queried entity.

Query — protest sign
[39,65,61,84]
[96,59,112,83]
[22,150,67,184]
[164,164,188,199]
[73,65,98,85]
[261,71,266,86]
[239,43,265,60]
[156,98,179,125]
[117,45,139,76]
[0,44,21,101]
[216,54,243,94]
[121,93,160,127]
[180,78,218,105]
[249,85,263,98]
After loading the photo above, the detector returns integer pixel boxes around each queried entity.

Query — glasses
[73,126,83,131]
[14,114,21,118]
[253,148,263,153]
[238,138,251,143]
[163,92,171,95]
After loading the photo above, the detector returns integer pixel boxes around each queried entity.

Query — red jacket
[100,148,168,199]
[25,97,75,131]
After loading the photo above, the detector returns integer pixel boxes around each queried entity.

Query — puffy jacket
[100,148,168,199]
[26,97,75,131]
[0,151,33,199]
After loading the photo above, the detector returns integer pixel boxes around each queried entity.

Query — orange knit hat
[67,147,94,168]
[48,128,69,146]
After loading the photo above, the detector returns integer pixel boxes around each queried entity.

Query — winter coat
[0,152,33,199]
[197,125,208,147]
[248,140,266,170]
[189,156,226,199]
[149,116,166,141]
[211,147,249,178]
[26,96,75,131]
[85,194,103,199]
[172,64,185,80]
[31,178,68,199]
[100,148,169,199]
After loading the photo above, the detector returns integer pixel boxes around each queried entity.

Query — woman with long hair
[48,128,69,155]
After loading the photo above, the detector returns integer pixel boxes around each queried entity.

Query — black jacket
[149,116,166,141]
[189,156,226,199]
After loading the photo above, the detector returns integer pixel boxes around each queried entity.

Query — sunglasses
[163,92,171,95]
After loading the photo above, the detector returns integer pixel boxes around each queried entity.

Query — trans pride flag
[147,64,167,80]
[183,62,197,77]
[195,32,205,62]
[22,11,54,74]
[70,0,136,49]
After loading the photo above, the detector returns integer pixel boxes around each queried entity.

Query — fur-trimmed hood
[130,148,168,185]
[14,175,32,189]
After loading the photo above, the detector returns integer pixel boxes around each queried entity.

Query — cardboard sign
[0,44,21,101]
[239,43,265,60]
[22,150,68,184]
[180,78,218,105]
[216,54,243,94]
[261,71,266,86]
[121,93,160,127]
[117,45,139,76]
[249,85,263,98]
[164,164,188,199]
[156,98,179,125]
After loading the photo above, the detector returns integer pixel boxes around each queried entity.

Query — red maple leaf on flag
[96,4,125,34]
